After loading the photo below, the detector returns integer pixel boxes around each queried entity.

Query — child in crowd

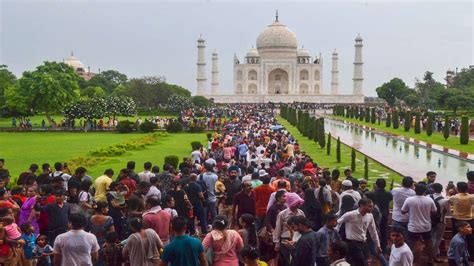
[33,235,53,266]
[163,195,178,219]
[359,179,369,194]
[215,173,226,210]
[20,222,37,266]
[240,246,268,266]
[3,214,25,258]
[100,231,123,266]
[448,221,472,266]
[388,225,413,266]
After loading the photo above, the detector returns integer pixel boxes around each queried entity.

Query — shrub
[164,155,179,169]
[139,121,156,133]
[427,113,433,136]
[365,108,370,122]
[364,156,369,179]
[370,108,376,124]
[443,115,450,140]
[414,113,421,134]
[351,148,356,172]
[191,141,203,151]
[116,120,135,133]
[188,124,205,133]
[166,120,183,133]
[318,118,326,148]
[460,116,469,145]
[404,112,411,132]
[393,110,399,129]
[386,113,392,127]
[206,133,212,140]
[336,137,341,163]
[327,133,331,155]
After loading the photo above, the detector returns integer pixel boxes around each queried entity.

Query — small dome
[256,20,297,51]
[246,47,260,57]
[297,48,310,57]
[64,55,85,71]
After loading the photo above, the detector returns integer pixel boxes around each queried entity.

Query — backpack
[430,195,444,226]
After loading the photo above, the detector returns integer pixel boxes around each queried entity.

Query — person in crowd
[87,201,114,248]
[359,179,369,194]
[388,225,413,266]
[429,182,450,262]
[328,240,350,266]
[184,173,207,235]
[33,235,53,266]
[467,171,474,194]
[273,192,305,266]
[315,179,332,215]
[20,222,37,266]
[266,180,289,211]
[202,163,219,224]
[17,164,38,187]
[122,217,163,265]
[161,216,207,266]
[238,213,258,247]
[240,245,268,266]
[163,194,178,218]
[424,171,437,194]
[391,176,415,232]
[106,182,128,240]
[118,169,136,200]
[18,186,40,234]
[338,180,361,212]
[448,181,474,261]
[271,170,291,192]
[222,168,241,227]
[203,215,244,266]
[314,213,341,266]
[337,198,381,266]
[78,179,95,219]
[157,164,177,199]
[94,169,114,202]
[447,221,472,266]
[254,176,275,229]
[99,232,123,266]
[36,163,52,186]
[138,162,154,183]
[232,180,256,226]
[142,196,172,245]
[34,189,71,245]
[145,175,162,202]
[366,178,393,251]
[50,162,72,191]
[53,213,100,266]
[289,215,317,266]
[401,183,437,264]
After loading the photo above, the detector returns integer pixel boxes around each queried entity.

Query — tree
[427,113,433,136]
[313,117,319,142]
[0,65,16,113]
[404,111,411,132]
[393,110,399,129]
[327,132,331,155]
[370,108,376,124]
[192,96,210,107]
[365,108,370,122]
[364,156,369,179]
[168,94,192,114]
[452,67,474,89]
[4,83,30,115]
[443,115,450,140]
[460,116,469,145]
[414,113,421,134]
[81,86,106,99]
[386,112,392,127]
[16,61,80,126]
[375,78,411,107]
[351,148,356,172]
[403,94,420,108]
[63,97,106,131]
[87,70,128,94]
[105,96,136,118]
[445,91,473,115]
[414,71,447,109]
[336,137,341,163]
[318,118,326,148]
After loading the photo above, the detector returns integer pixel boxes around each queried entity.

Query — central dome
[256,20,298,51]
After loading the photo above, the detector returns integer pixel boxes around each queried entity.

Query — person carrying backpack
[429,183,450,263]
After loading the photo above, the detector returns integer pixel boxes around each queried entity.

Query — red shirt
[120,178,136,199]
[233,190,256,218]
[254,185,275,216]
[143,208,172,244]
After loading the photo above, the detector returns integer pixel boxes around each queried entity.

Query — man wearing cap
[338,180,361,211]
[273,192,305,266]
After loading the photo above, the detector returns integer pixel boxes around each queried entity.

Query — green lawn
[329,115,473,154]
[277,116,403,187]
[0,131,207,181]
[0,114,175,128]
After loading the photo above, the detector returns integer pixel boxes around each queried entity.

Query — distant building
[63,52,97,81]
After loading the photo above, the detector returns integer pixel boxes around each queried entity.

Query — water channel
[323,118,473,186]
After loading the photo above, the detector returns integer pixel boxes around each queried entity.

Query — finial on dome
[275,10,279,22]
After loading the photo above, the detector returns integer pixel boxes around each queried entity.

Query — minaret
[331,49,339,95]
[352,34,364,95]
[211,50,220,95]
[196,34,207,96]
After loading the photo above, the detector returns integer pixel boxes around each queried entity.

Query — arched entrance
[268,68,289,94]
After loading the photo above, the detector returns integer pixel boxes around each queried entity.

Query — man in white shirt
[191,149,201,164]
[338,180,361,212]
[389,225,413,266]
[337,198,381,266]
[401,183,437,264]
[391,176,415,231]
[54,213,100,266]
[138,162,155,183]
[51,162,72,191]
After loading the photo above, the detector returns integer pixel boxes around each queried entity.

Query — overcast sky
[1,0,472,96]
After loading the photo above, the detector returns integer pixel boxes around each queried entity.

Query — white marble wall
[207,94,364,103]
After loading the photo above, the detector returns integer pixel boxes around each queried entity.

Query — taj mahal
[196,12,365,103]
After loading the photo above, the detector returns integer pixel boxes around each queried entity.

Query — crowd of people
[0,104,473,266]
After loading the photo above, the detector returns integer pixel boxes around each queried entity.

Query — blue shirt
[314,225,341,258]
[238,143,248,156]
[161,235,204,266]
[448,233,469,265]
[21,233,37,259]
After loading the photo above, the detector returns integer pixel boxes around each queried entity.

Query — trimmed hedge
[191,141,203,151]
[443,115,450,140]
[427,113,433,136]
[166,120,183,133]
[116,120,136,133]
[460,116,469,145]
[164,155,179,169]
[139,121,156,133]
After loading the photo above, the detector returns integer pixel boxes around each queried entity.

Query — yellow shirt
[449,193,474,220]
[94,175,113,202]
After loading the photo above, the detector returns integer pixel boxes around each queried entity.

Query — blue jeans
[205,201,218,224]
